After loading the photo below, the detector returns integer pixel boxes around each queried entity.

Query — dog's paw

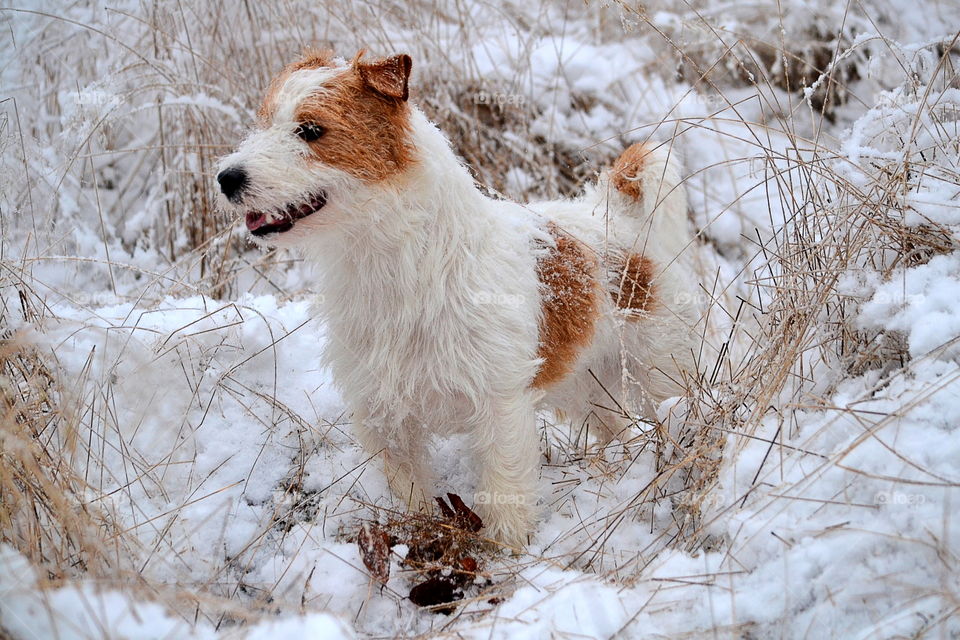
[476,501,536,550]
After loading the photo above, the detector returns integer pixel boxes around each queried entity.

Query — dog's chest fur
[310,199,548,430]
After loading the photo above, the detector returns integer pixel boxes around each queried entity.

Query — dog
[217,50,700,546]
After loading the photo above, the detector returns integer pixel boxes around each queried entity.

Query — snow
[2,0,960,638]
[1,544,209,640]
[479,568,631,638]
[0,544,354,640]
[703,355,960,636]
[860,254,960,358]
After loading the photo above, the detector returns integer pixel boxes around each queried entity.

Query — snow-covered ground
[2,1,959,638]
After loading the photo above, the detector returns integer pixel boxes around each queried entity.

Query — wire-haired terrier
[218,50,700,546]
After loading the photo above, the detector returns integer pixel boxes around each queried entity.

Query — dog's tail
[599,141,691,264]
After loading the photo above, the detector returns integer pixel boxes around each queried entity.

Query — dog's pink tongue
[245,212,266,231]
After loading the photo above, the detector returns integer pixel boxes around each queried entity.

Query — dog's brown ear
[354,52,412,101]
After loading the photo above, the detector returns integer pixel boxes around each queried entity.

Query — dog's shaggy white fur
[218,50,700,546]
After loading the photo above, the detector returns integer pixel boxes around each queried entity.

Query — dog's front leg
[471,391,541,548]
[353,410,432,511]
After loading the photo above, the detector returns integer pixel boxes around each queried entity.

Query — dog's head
[217,50,413,245]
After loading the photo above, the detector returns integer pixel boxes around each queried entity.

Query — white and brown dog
[218,50,700,546]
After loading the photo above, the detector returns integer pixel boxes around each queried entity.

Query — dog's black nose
[217,167,248,202]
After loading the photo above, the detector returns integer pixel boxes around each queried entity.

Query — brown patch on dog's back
[610,253,657,315]
[532,223,601,389]
[611,142,651,201]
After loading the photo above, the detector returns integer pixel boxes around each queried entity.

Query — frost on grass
[2,1,960,639]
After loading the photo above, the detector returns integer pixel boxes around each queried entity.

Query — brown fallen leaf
[446,492,483,532]
[434,495,455,520]
[357,522,390,584]
[459,556,478,573]
[409,576,461,614]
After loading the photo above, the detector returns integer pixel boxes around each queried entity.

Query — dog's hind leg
[469,390,541,548]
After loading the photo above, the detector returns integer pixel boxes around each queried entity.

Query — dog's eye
[295,122,325,142]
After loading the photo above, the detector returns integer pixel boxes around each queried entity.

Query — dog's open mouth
[245,192,326,236]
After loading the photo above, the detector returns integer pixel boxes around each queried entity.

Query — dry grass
[0,335,116,579]
[2,0,959,637]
